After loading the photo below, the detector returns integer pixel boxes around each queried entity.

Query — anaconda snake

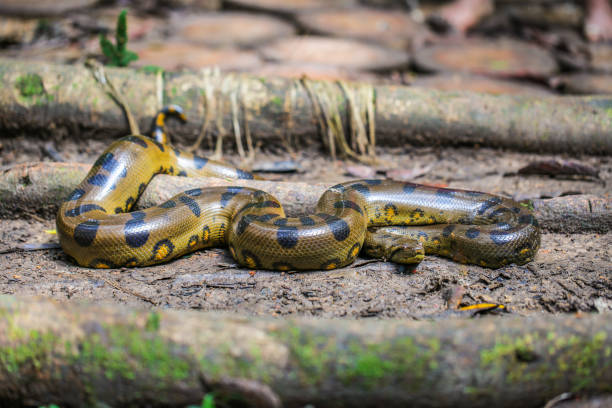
[57,106,540,270]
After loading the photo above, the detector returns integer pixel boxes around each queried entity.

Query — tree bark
[1,58,611,154]
[1,162,610,233]
[0,295,610,407]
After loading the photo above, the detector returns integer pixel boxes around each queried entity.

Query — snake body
[57,109,540,270]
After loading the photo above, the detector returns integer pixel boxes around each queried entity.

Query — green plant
[187,394,215,408]
[99,9,138,67]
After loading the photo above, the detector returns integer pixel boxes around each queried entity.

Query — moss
[145,311,160,332]
[277,326,443,390]
[0,329,57,373]
[0,314,192,386]
[479,330,611,392]
[15,74,45,97]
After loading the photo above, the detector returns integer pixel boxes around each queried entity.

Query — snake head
[363,230,425,265]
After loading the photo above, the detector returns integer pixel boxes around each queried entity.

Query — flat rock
[177,12,296,48]
[0,0,98,17]
[225,0,355,15]
[296,7,428,49]
[413,38,558,79]
[259,35,410,71]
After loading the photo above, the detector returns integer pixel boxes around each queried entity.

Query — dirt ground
[1,136,610,318]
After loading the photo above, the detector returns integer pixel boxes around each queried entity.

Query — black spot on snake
[74,220,99,247]
[349,183,370,197]
[465,191,484,197]
[178,195,201,217]
[317,213,350,242]
[66,188,85,201]
[185,188,202,197]
[334,200,364,215]
[124,217,149,248]
[220,187,244,207]
[158,200,176,209]
[442,225,456,237]
[256,213,280,222]
[403,183,418,194]
[465,228,480,239]
[138,183,147,196]
[436,189,455,198]
[172,147,181,157]
[241,249,261,268]
[331,183,347,193]
[193,156,208,169]
[384,203,398,217]
[364,179,382,185]
[477,197,503,215]
[321,258,342,270]
[276,225,299,249]
[114,207,123,214]
[236,169,254,180]
[237,215,254,235]
[202,225,211,243]
[273,218,288,227]
[151,239,175,261]
[258,200,281,208]
[237,213,279,235]
[87,174,109,187]
[64,204,107,217]
[177,170,187,177]
[300,216,315,226]
[94,153,119,173]
[491,207,512,218]
[512,207,522,214]
[347,242,361,260]
[131,211,146,219]
[152,140,165,152]
[188,235,199,247]
[124,135,149,148]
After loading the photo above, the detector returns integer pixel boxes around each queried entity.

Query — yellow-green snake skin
[57,107,541,270]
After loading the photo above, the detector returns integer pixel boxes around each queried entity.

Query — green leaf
[99,34,118,65]
[116,9,128,53]
[202,394,215,408]
[118,50,139,67]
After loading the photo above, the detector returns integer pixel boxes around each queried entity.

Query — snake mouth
[388,241,425,265]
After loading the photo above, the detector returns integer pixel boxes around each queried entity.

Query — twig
[81,270,158,305]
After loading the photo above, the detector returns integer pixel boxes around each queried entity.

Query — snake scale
[57,106,541,270]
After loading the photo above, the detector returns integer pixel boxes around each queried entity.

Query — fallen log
[1,162,610,233]
[1,58,611,155]
[0,296,610,407]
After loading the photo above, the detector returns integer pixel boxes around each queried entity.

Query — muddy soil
[1,136,610,318]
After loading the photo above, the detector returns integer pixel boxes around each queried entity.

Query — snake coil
[57,106,540,270]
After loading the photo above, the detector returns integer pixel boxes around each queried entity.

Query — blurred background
[0,0,611,96]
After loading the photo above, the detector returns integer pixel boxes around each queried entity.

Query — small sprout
[99,10,139,67]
